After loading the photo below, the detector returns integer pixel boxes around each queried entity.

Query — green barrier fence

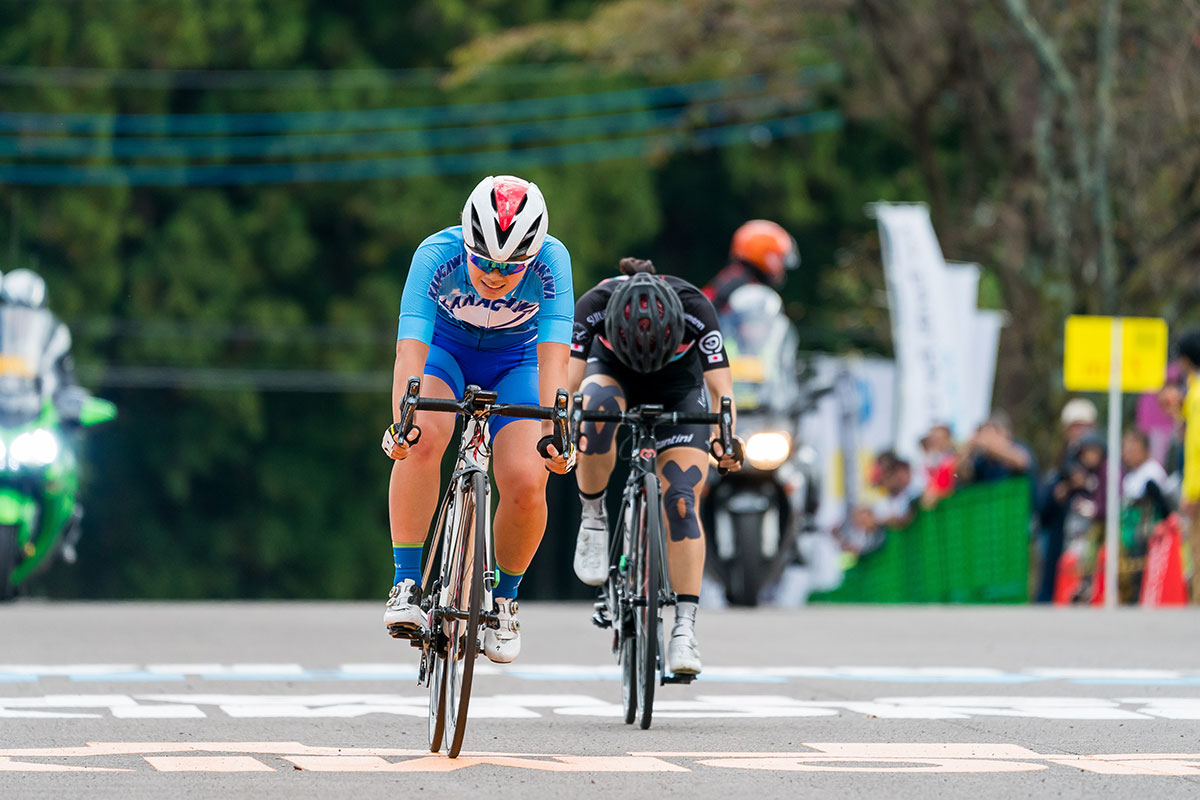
[811,477,1031,604]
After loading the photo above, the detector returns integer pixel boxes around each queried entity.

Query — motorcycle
[0,308,116,599]
[702,285,824,606]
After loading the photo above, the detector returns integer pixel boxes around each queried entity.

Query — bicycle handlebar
[396,376,570,459]
[571,392,735,469]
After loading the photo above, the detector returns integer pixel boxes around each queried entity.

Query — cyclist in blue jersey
[380,175,575,663]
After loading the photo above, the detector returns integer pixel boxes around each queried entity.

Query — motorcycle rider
[703,220,799,314]
[570,257,744,676]
[0,268,77,407]
[0,267,86,570]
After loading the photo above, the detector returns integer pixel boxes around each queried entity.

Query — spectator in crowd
[960,411,1033,483]
[1035,407,1105,603]
[837,451,922,556]
[1121,429,1170,513]
[1060,398,1098,452]
[1176,329,1200,603]
[1117,428,1171,601]
[1157,366,1187,505]
[919,422,958,507]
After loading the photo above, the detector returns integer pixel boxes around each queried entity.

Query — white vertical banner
[874,203,957,458]
[944,261,981,437]
[967,309,1004,435]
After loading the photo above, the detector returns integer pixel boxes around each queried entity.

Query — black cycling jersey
[703,261,768,314]
[571,274,730,381]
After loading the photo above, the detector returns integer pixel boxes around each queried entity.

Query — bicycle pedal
[590,611,611,629]
[664,673,697,685]
[388,622,424,641]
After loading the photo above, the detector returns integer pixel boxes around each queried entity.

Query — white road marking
[6,663,1200,686]
[5,741,1200,774]
[2,693,1199,720]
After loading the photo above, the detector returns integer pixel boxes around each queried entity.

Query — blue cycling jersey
[397,226,574,350]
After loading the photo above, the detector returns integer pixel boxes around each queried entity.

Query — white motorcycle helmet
[461,175,549,263]
[1,268,48,308]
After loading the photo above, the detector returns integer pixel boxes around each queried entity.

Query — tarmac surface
[3,601,1200,798]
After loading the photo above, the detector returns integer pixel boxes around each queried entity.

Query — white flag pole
[1105,318,1122,609]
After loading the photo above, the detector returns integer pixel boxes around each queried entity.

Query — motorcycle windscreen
[0,307,54,424]
[717,285,797,411]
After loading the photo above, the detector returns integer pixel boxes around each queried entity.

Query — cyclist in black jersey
[568,257,744,676]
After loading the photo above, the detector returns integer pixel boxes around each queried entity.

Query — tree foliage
[1,0,1195,598]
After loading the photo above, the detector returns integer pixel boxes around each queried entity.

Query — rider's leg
[491,418,552,585]
[658,447,709,596]
[574,375,627,585]
[576,374,626,493]
[482,418,549,664]
[384,372,456,635]
[658,445,710,675]
[388,374,457,553]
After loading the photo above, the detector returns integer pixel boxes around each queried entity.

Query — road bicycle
[572,393,733,729]
[392,376,569,758]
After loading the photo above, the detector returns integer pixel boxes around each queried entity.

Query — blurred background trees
[0,0,1195,597]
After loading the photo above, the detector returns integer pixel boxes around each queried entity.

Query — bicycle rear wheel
[427,641,446,752]
[636,473,660,730]
[444,470,486,758]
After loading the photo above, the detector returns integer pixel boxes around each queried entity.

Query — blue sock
[392,544,423,588]
[494,565,524,600]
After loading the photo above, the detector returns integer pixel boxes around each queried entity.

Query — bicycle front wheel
[444,470,486,758]
[636,473,661,730]
[617,487,642,726]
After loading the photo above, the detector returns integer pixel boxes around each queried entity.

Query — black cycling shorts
[583,355,710,453]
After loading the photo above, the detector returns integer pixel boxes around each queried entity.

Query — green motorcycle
[0,384,115,599]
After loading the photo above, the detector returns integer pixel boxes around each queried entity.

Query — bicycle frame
[393,376,569,758]
[573,395,733,728]
[421,409,495,634]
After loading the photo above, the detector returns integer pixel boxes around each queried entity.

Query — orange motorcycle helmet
[729,220,799,286]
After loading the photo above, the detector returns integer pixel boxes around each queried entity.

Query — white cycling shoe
[573,509,610,586]
[384,579,426,638]
[667,632,702,676]
[482,598,521,663]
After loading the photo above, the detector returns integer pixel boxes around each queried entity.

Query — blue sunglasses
[467,252,531,276]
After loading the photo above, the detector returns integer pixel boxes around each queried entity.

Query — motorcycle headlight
[745,431,791,471]
[10,429,59,467]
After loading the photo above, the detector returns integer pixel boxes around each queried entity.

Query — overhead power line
[0,93,810,161]
[0,109,843,185]
[0,67,839,135]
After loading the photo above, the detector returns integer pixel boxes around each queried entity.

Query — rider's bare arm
[537,341,574,473]
[703,367,742,470]
[392,339,430,424]
[703,366,738,430]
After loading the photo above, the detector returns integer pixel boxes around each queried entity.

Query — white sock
[673,601,697,638]
[580,494,606,520]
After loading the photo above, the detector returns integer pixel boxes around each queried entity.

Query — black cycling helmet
[603,273,685,373]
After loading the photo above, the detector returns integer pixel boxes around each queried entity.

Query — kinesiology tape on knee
[580,383,623,455]
[661,462,703,542]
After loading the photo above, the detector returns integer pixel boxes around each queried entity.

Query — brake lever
[397,375,423,446]
[713,396,734,475]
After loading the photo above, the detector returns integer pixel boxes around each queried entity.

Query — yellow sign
[1063,315,1167,392]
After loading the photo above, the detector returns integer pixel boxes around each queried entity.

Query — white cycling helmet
[461,175,549,263]
[1,268,47,308]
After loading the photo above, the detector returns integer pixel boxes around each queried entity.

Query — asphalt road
[3,601,1200,798]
